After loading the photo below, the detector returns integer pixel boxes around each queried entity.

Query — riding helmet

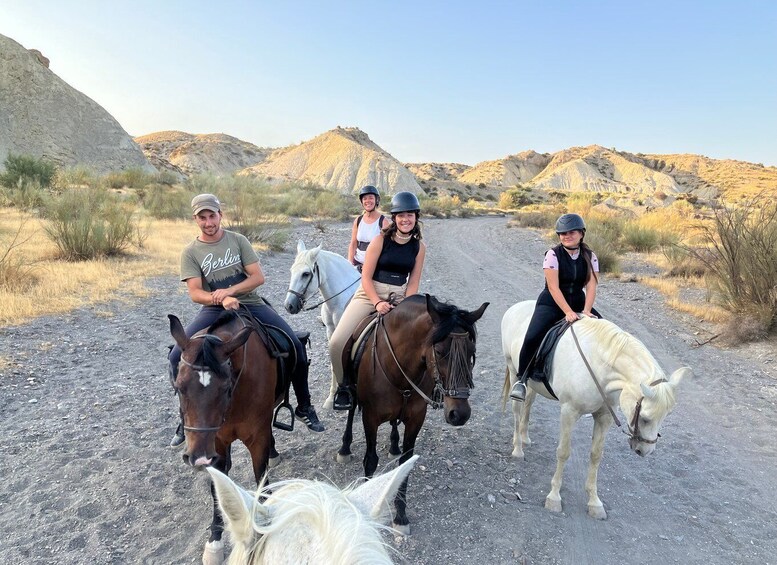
[555,213,586,234]
[390,191,421,214]
[359,185,381,205]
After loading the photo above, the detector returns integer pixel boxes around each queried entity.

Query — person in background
[347,185,390,272]
[510,213,601,401]
[169,193,324,447]
[330,191,426,410]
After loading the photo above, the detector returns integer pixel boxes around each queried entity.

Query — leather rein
[569,324,667,445]
[286,262,361,312]
[376,315,473,410]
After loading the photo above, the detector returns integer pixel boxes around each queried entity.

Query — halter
[378,316,473,409]
[286,262,361,312]
[177,328,248,434]
[569,325,667,445]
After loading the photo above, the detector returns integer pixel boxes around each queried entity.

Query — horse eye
[302,272,310,278]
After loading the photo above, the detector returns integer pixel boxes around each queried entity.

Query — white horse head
[284,240,361,409]
[501,300,690,519]
[206,456,418,564]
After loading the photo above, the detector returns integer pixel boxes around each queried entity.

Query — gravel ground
[1,216,775,564]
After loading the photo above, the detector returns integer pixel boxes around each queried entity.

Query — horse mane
[427,298,478,344]
[191,311,239,374]
[231,478,394,565]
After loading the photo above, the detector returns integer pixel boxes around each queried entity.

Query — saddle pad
[350,316,380,361]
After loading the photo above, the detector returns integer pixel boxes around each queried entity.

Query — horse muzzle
[444,399,471,426]
[284,294,302,314]
[628,437,657,457]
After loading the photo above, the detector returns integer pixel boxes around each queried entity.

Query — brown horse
[336,294,489,534]
[168,311,283,565]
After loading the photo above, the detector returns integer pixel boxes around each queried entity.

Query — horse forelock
[426,299,477,345]
[230,479,393,565]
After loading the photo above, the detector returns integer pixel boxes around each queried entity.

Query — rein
[179,322,250,434]
[569,324,667,444]
[286,262,361,311]
[377,316,471,409]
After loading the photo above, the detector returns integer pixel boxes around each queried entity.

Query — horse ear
[309,244,322,260]
[347,455,419,522]
[168,315,189,350]
[207,467,270,543]
[222,327,253,357]
[297,240,306,254]
[464,302,490,324]
[426,294,442,325]
[640,382,658,399]
[668,366,692,389]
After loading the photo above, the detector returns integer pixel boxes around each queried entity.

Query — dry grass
[0,209,196,326]
[640,275,728,323]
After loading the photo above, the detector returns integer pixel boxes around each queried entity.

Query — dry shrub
[0,216,38,290]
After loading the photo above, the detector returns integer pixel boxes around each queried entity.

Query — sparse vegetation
[0,154,56,189]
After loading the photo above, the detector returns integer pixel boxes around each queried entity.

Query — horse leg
[336,406,356,463]
[362,413,380,478]
[268,431,280,468]
[391,415,424,535]
[323,366,337,410]
[521,387,536,448]
[388,419,401,456]
[586,408,613,520]
[203,443,232,565]
[545,404,580,514]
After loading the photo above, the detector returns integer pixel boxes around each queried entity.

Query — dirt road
[1,216,775,564]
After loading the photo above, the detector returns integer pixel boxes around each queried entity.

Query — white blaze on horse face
[198,370,212,387]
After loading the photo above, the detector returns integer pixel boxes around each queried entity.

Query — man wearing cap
[168,193,324,446]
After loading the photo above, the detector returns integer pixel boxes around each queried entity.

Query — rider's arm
[545,268,579,323]
[361,235,392,314]
[582,274,597,317]
[347,217,359,264]
[405,242,426,296]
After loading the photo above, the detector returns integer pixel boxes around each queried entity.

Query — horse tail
[500,366,511,411]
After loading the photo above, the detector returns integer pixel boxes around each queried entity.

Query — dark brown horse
[168,311,282,565]
[336,294,489,534]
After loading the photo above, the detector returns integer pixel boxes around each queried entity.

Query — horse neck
[316,251,359,299]
[601,329,664,397]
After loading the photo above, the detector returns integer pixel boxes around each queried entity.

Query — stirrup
[333,385,354,411]
[509,381,527,402]
[273,401,294,431]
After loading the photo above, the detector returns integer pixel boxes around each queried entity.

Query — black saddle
[524,318,573,399]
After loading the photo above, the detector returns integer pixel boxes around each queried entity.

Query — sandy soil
[1,216,776,564]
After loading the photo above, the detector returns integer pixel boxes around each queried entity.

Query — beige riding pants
[329,281,407,385]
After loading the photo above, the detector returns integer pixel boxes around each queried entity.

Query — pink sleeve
[543,249,559,270]
[591,251,600,273]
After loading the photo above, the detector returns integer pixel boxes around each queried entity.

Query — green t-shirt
[180,230,263,305]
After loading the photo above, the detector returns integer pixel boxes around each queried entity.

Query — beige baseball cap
[191,193,221,215]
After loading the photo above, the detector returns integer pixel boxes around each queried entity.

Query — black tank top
[373,237,420,285]
[537,244,590,311]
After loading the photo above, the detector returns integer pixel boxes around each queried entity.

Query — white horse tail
[501,366,512,410]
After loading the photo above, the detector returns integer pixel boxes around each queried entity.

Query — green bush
[142,184,194,220]
[689,194,777,338]
[498,188,532,209]
[622,222,660,252]
[509,209,557,229]
[43,187,141,260]
[584,216,623,273]
[104,167,154,189]
[0,154,56,188]
[54,166,97,189]
[0,178,47,209]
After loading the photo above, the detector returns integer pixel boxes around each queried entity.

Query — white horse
[501,300,690,519]
[284,240,360,409]
[205,456,418,565]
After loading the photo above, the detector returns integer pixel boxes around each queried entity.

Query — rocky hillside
[134,131,272,177]
[0,34,152,174]
[458,150,552,188]
[239,127,422,195]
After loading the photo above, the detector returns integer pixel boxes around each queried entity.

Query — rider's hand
[222,296,239,310]
[211,288,232,304]
[581,310,598,319]
[565,311,581,323]
[375,300,393,315]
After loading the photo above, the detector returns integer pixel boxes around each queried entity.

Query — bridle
[286,261,360,312]
[378,317,474,409]
[177,330,248,434]
[569,324,667,445]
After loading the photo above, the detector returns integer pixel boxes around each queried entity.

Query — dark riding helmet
[555,213,586,234]
[358,185,381,205]
[390,191,421,214]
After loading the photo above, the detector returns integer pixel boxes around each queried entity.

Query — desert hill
[134,131,272,177]
[239,127,422,195]
[0,33,152,174]
[458,150,552,188]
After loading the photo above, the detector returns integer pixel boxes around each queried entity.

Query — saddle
[340,312,381,398]
[236,307,310,431]
[524,318,573,400]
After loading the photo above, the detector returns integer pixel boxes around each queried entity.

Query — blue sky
[2,1,775,166]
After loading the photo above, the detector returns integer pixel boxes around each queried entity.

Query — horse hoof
[391,522,410,536]
[510,449,525,460]
[336,452,353,464]
[202,540,223,565]
[323,396,334,410]
[545,498,562,513]
[388,447,401,456]
[588,505,607,520]
[268,454,281,468]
